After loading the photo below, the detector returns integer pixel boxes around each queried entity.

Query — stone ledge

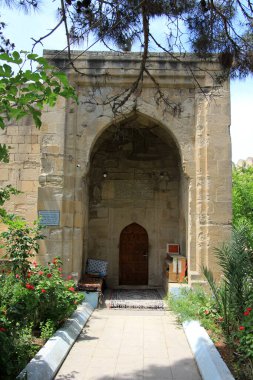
[183,320,235,380]
[17,301,94,380]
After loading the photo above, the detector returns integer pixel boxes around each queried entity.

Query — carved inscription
[115,180,154,200]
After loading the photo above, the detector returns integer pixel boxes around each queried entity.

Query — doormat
[109,289,164,309]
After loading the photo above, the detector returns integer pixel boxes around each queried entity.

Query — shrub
[0,216,84,379]
[40,319,56,342]
[203,226,253,334]
[167,285,222,338]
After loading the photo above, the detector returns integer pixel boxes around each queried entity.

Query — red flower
[58,267,62,272]
[25,283,35,290]
[15,274,20,279]
[239,326,245,331]
[52,258,58,265]
[38,271,44,275]
[68,287,75,292]
[32,261,38,267]
[41,289,46,293]
[244,311,250,316]
[246,307,252,312]
[27,272,31,278]
[0,327,6,332]
[218,317,224,322]
[67,275,72,280]
[47,273,52,278]
[204,310,209,315]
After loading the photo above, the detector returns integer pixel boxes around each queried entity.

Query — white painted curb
[183,320,235,380]
[17,301,94,380]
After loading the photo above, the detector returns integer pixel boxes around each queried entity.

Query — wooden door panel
[119,223,148,285]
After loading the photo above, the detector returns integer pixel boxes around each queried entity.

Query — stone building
[0,51,232,288]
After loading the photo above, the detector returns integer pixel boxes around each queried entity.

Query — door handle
[143,254,148,257]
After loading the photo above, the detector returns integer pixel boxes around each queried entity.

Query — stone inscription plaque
[38,210,60,226]
[115,180,154,200]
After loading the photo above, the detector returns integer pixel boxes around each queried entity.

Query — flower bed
[0,257,84,379]
[0,216,84,379]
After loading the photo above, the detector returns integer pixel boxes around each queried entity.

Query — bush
[203,226,253,379]
[0,217,84,379]
[167,285,223,339]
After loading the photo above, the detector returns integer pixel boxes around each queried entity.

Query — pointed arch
[119,223,148,285]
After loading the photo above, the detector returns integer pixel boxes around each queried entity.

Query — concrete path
[55,308,202,380]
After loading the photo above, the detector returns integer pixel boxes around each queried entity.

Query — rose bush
[0,257,84,379]
[234,307,253,371]
[0,217,84,379]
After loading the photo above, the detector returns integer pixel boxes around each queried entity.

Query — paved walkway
[55,307,202,380]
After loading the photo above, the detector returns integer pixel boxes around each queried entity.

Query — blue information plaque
[38,210,60,226]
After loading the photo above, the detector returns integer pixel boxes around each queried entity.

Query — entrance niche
[119,223,148,285]
[87,113,185,288]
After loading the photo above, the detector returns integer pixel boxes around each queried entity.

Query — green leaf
[0,144,9,163]
[53,72,69,86]
[2,64,12,77]
[27,53,39,60]
[12,51,22,65]
[0,117,5,129]
[0,53,10,61]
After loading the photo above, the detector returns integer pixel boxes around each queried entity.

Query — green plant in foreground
[0,216,44,281]
[0,258,84,379]
[233,307,253,376]
[0,213,84,379]
[0,50,77,163]
[167,286,222,338]
[203,226,253,338]
[40,319,56,342]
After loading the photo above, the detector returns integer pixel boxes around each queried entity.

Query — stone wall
[0,51,232,286]
[0,117,40,241]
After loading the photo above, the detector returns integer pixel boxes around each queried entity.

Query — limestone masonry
[0,51,232,287]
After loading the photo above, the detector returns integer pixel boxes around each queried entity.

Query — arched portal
[32,51,232,286]
[87,114,186,288]
[119,223,148,285]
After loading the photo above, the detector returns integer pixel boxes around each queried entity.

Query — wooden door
[119,223,148,285]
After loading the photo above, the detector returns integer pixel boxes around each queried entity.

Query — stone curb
[183,320,235,380]
[17,301,94,380]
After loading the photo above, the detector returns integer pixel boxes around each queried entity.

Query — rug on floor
[109,289,164,309]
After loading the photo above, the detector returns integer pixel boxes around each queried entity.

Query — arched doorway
[119,223,148,285]
[87,113,185,288]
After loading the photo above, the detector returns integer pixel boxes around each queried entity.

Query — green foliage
[202,226,253,376]
[0,322,39,380]
[39,319,56,342]
[0,257,84,378]
[0,184,21,220]
[232,166,253,236]
[0,50,77,162]
[202,266,232,337]
[167,285,222,337]
[0,184,20,206]
[235,308,253,359]
[0,216,84,378]
[203,226,253,336]
[0,217,44,281]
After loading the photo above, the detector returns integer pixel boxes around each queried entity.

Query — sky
[1,2,252,164]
